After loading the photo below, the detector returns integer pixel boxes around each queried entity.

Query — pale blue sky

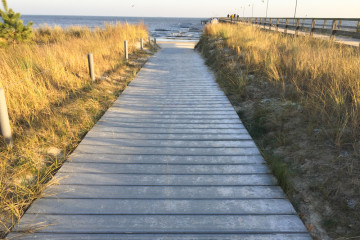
[7,0,360,18]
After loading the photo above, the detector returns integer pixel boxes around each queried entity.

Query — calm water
[22,15,205,40]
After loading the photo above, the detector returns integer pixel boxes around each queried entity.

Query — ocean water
[21,15,205,40]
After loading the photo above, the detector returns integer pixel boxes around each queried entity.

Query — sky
[6,0,360,18]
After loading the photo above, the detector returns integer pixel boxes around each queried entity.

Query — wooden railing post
[323,20,327,29]
[338,20,342,30]
[295,19,300,36]
[357,20,360,33]
[124,40,128,60]
[276,18,279,31]
[302,19,305,29]
[284,19,289,34]
[269,19,273,30]
[87,53,95,82]
[0,88,13,148]
[140,38,144,50]
[331,20,337,40]
[310,19,316,36]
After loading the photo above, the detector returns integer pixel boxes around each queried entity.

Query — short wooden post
[284,19,289,34]
[323,20,327,29]
[264,18,267,28]
[295,19,300,36]
[0,88,13,148]
[124,40,128,60]
[302,19,305,28]
[330,20,337,40]
[87,53,95,82]
[310,19,316,36]
[154,38,157,45]
[140,38,144,50]
[148,36,152,46]
[275,19,279,31]
[357,20,360,33]
[337,20,342,30]
[269,19,272,30]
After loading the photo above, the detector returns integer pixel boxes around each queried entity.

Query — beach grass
[0,22,151,236]
[202,23,360,146]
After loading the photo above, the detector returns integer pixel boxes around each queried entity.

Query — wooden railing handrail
[218,17,360,41]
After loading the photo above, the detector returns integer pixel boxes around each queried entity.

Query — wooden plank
[6,233,313,240]
[43,185,287,199]
[73,146,261,155]
[12,215,308,234]
[27,199,296,215]
[77,139,256,148]
[58,163,269,174]
[53,173,277,186]
[83,132,253,141]
[68,153,265,164]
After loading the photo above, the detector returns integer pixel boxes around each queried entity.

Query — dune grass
[0,23,151,235]
[202,23,360,147]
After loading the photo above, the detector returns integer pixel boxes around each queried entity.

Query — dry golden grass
[203,23,360,147]
[0,23,151,236]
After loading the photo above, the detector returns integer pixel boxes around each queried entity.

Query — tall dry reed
[203,23,360,146]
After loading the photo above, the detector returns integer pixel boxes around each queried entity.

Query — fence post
[284,19,289,34]
[0,88,13,148]
[269,19,272,30]
[154,38,157,45]
[148,36,152,46]
[310,19,316,36]
[264,18,267,28]
[140,38,144,50]
[330,20,337,40]
[357,20,360,33]
[295,19,300,36]
[124,40,128,60]
[337,20,342,30]
[87,53,95,82]
[275,19,279,31]
[323,20,327,29]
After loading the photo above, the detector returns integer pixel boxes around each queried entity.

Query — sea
[21,15,206,40]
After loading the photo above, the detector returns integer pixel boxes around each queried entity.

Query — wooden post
[0,88,13,148]
[295,19,300,36]
[302,19,305,28]
[284,19,289,34]
[124,40,128,60]
[357,20,360,33]
[275,19,279,31]
[323,20,327,29]
[338,20,342,30]
[331,20,337,40]
[148,36,151,46]
[140,38,144,50]
[264,18,267,28]
[154,38,157,45]
[87,53,95,82]
[310,19,316,36]
[269,19,272,30]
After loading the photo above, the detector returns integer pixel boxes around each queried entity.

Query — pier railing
[219,17,360,40]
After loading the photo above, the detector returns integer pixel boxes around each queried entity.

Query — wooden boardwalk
[9,42,311,239]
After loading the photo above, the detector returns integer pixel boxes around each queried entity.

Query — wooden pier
[9,41,311,240]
